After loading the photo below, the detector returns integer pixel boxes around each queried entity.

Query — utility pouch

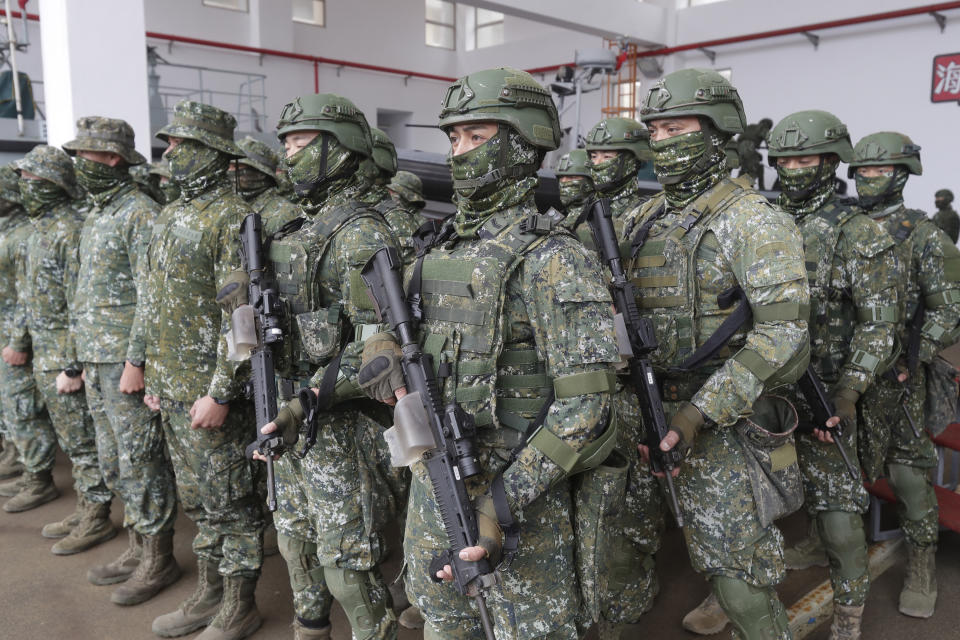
[294,304,342,362]
[733,394,802,527]
[382,391,434,466]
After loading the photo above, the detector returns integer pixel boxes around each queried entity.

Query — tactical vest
[268,201,381,379]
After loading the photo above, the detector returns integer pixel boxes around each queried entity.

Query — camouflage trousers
[159,397,263,577]
[84,362,177,536]
[273,403,398,635]
[860,369,939,548]
[0,358,55,473]
[598,389,664,625]
[405,469,580,640]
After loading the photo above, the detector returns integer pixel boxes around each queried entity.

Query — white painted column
[38,0,151,158]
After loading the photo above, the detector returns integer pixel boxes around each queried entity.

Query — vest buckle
[518,214,553,235]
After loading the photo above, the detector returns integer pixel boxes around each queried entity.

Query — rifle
[795,366,860,482]
[238,212,285,512]
[586,197,684,527]
[361,246,497,640]
[883,369,922,438]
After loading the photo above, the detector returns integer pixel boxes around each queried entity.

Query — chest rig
[413,212,556,451]
[268,201,380,379]
[626,178,746,394]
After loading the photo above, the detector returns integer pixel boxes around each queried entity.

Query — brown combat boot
[0,439,23,480]
[784,519,829,569]
[682,591,730,635]
[398,605,424,630]
[112,530,182,605]
[152,559,223,637]
[0,475,24,497]
[829,604,864,640]
[3,469,59,512]
[195,575,261,640]
[51,499,117,555]
[88,528,142,585]
[292,619,331,639]
[899,544,937,618]
[41,502,83,539]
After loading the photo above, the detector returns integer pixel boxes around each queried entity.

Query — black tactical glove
[358,332,405,403]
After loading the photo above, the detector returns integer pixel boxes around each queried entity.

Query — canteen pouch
[732,394,803,527]
[382,391,434,467]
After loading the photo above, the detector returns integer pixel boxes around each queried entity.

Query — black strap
[490,475,521,567]
[906,301,925,374]
[630,201,667,258]
[673,286,752,372]
[406,253,426,322]
[295,326,349,458]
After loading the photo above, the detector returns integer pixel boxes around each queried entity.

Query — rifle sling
[673,285,751,372]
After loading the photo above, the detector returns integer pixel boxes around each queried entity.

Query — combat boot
[829,604,863,640]
[41,503,83,539]
[88,528,142,585]
[0,440,23,479]
[682,592,730,635]
[112,530,181,604]
[152,559,223,637]
[388,579,409,613]
[784,519,829,569]
[195,575,261,640]
[899,544,937,618]
[292,619,331,639]
[398,605,424,630]
[3,469,58,512]
[51,498,116,555]
[0,475,24,497]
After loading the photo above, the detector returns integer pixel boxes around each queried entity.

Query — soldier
[4,146,117,556]
[61,116,181,604]
[352,66,620,639]
[130,162,165,204]
[735,118,773,190]
[766,112,899,639]
[249,94,401,640]
[850,133,960,619]
[933,189,959,244]
[387,170,426,218]
[554,148,595,231]
[0,164,53,498]
[360,127,420,267]
[632,69,810,640]
[142,101,264,640]
[232,135,299,237]
[150,159,180,205]
[584,116,653,238]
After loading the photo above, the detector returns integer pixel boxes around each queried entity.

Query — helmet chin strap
[858,167,905,209]
[782,157,831,202]
[658,118,726,186]
[595,153,638,194]
[451,124,536,196]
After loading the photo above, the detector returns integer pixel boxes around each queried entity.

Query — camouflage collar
[87,178,136,211]
[187,180,233,211]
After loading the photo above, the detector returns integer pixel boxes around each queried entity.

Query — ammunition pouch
[294,304,342,361]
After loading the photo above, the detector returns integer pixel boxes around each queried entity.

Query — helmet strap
[451,124,533,193]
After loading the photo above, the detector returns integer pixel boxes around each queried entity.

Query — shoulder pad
[842,213,895,258]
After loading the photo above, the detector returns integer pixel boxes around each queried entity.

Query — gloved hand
[830,387,860,428]
[271,398,304,447]
[358,332,405,403]
[473,494,503,568]
[668,401,705,450]
[215,270,249,313]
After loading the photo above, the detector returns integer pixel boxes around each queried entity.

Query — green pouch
[733,394,803,527]
[570,449,629,626]
[925,356,959,437]
[294,304,342,362]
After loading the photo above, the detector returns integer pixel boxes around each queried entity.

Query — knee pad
[711,576,788,640]
[277,533,324,592]
[325,567,390,640]
[887,464,937,522]
[817,511,867,580]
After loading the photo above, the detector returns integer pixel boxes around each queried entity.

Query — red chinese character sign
[932,52,960,103]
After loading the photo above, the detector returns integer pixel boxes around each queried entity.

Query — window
[293,0,325,26]
[617,80,643,118]
[475,8,504,49]
[202,0,248,11]
[425,0,455,50]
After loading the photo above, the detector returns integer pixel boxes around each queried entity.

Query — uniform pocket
[205,440,254,511]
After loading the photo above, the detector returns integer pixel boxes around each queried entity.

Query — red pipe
[0,9,39,20]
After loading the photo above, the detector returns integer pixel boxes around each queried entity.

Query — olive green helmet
[555,149,592,177]
[0,163,21,204]
[936,189,954,205]
[388,170,424,205]
[438,67,560,151]
[640,68,746,135]
[848,131,922,178]
[276,93,373,157]
[370,127,398,177]
[584,117,652,163]
[766,110,853,165]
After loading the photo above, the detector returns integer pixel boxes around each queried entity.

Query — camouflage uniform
[553,149,595,232]
[130,162,165,204]
[633,70,810,640]
[150,159,180,205]
[267,95,400,639]
[143,101,264,640]
[234,135,299,237]
[933,189,959,244]
[585,117,654,240]
[10,146,112,511]
[360,127,419,268]
[64,118,178,542]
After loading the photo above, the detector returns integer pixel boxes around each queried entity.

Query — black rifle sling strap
[295,321,351,458]
[673,286,752,372]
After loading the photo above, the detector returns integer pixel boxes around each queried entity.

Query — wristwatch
[212,397,231,406]
[128,360,145,368]
[63,366,82,378]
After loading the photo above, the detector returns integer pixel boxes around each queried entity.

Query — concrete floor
[2,451,959,640]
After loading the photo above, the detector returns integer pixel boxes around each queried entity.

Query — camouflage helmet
[640,68,746,135]
[149,158,171,179]
[766,110,853,165]
[584,117,652,163]
[156,100,243,157]
[848,131,922,178]
[275,93,372,157]
[0,163,21,204]
[388,170,424,204]
[936,189,954,205]
[15,145,81,198]
[555,148,592,177]
[370,127,398,177]
[236,136,280,179]
[438,67,561,151]
[62,116,147,165]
